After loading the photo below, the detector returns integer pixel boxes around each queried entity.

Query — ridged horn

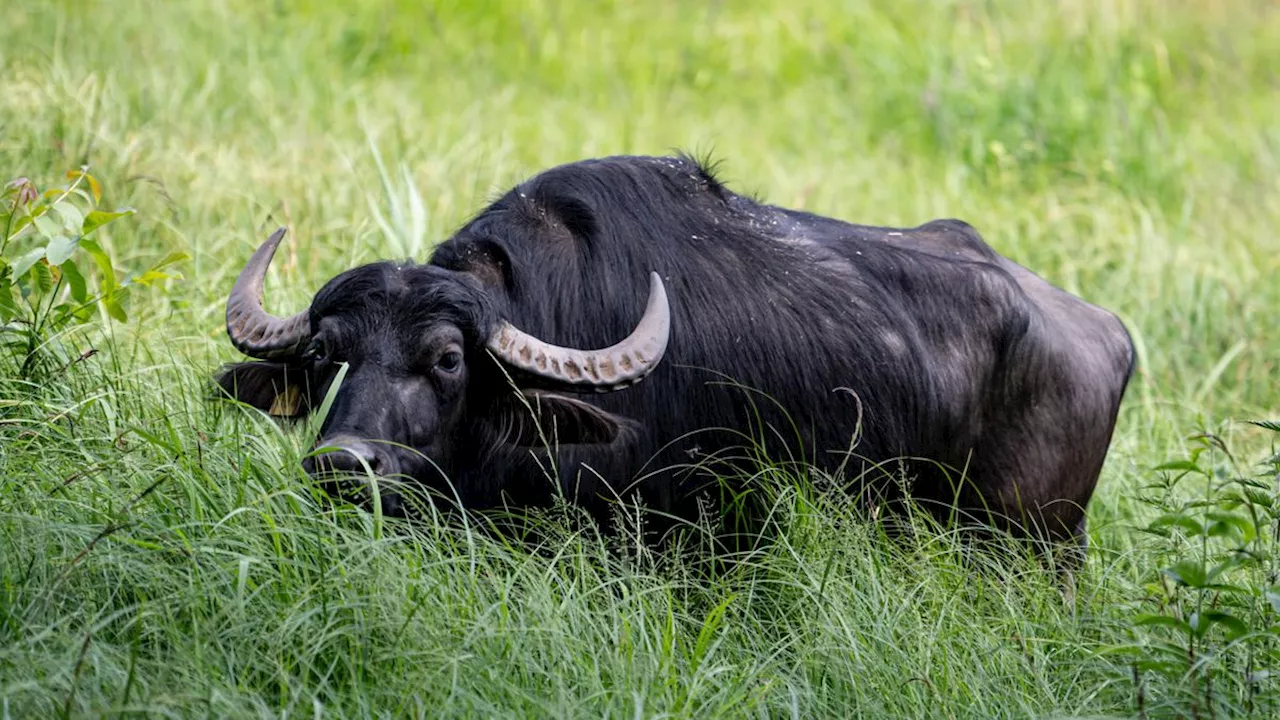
[487,272,671,392]
[225,227,312,359]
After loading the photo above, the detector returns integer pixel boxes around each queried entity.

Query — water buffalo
[214,153,1135,559]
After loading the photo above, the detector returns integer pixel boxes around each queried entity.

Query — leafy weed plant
[1119,421,1280,717]
[1,169,185,380]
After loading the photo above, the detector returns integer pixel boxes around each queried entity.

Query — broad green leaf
[82,208,136,237]
[1162,559,1207,588]
[52,302,89,324]
[1196,610,1248,640]
[80,239,117,290]
[1225,489,1270,509]
[1152,459,1203,474]
[1205,510,1256,544]
[1134,614,1191,634]
[103,288,128,322]
[1147,512,1205,536]
[52,202,84,236]
[29,260,52,294]
[1267,589,1280,614]
[45,234,79,266]
[10,246,45,278]
[1205,582,1254,595]
[33,214,59,239]
[61,258,87,303]
[130,268,182,287]
[150,251,190,270]
[66,169,102,203]
[0,280,18,322]
[1205,555,1249,584]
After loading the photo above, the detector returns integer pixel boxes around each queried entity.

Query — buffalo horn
[487,272,671,392]
[225,227,312,359]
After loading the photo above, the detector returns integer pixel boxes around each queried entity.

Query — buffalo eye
[435,350,463,374]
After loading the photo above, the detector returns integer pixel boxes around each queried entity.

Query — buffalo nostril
[305,441,383,477]
[302,439,406,515]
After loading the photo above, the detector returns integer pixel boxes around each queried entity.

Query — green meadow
[2,0,1278,717]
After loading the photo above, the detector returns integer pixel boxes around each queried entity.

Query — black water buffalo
[215,153,1135,556]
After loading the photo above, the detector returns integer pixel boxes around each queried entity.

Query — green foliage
[0,170,187,379]
[1118,424,1280,717]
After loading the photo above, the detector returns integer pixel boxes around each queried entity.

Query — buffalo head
[215,227,671,516]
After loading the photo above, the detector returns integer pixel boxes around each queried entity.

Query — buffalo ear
[212,361,316,419]
[497,390,638,447]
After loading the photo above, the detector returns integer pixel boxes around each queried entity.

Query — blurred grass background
[1,0,1278,717]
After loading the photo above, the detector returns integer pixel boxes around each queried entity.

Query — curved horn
[487,271,671,392]
[225,227,312,359]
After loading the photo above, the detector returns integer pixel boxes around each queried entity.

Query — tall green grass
[2,0,1279,717]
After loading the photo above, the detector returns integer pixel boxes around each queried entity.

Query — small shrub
[1119,420,1280,717]
[0,168,186,380]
